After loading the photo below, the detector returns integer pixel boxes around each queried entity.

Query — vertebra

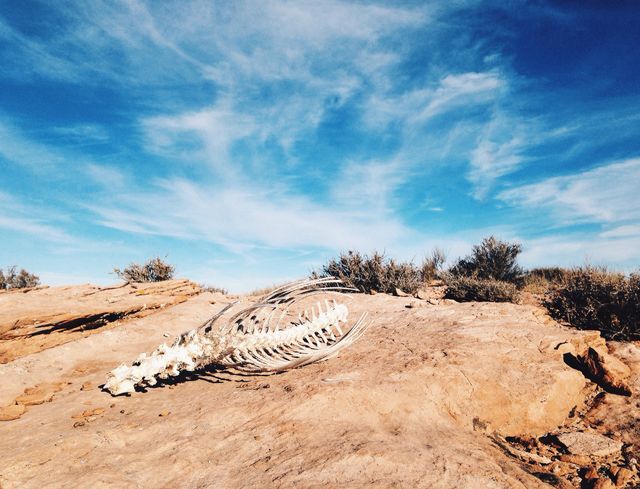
[104,278,368,395]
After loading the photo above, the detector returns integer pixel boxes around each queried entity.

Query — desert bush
[420,248,446,282]
[443,275,519,303]
[522,267,571,294]
[113,257,175,283]
[545,266,640,341]
[527,267,570,283]
[200,284,229,294]
[0,266,40,290]
[449,236,524,284]
[312,251,422,294]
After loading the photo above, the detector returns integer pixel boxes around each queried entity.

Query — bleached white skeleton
[104,278,369,395]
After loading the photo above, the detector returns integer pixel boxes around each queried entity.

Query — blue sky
[1,1,639,291]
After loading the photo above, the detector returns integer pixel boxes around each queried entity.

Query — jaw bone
[104,278,369,396]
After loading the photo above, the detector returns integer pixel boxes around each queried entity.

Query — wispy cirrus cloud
[499,158,640,224]
[89,177,410,253]
[2,0,639,287]
[0,191,72,243]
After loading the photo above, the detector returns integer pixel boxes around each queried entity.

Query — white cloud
[521,234,640,271]
[89,178,410,253]
[600,225,640,239]
[499,158,640,223]
[0,119,64,170]
[0,192,72,243]
[469,134,523,200]
[363,71,504,129]
[84,163,126,189]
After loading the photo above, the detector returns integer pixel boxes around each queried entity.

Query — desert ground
[0,281,638,488]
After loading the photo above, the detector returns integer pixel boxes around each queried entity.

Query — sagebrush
[443,275,519,303]
[312,251,423,294]
[114,257,175,283]
[545,266,640,341]
[449,236,524,284]
[0,266,40,290]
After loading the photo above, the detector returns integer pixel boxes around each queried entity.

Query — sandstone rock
[579,347,632,396]
[15,383,61,406]
[499,442,552,465]
[559,454,591,465]
[393,287,409,297]
[613,467,634,487]
[550,461,574,476]
[592,477,615,489]
[72,407,105,419]
[0,288,624,488]
[0,403,25,421]
[557,432,623,457]
[0,280,200,363]
[416,288,429,300]
[584,467,599,479]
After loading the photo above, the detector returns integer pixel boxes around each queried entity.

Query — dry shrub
[443,275,519,303]
[522,267,571,294]
[545,266,640,341]
[420,248,446,283]
[113,257,175,283]
[0,266,40,290]
[200,285,229,294]
[449,236,524,284]
[312,251,422,294]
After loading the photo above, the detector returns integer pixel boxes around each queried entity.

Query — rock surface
[557,432,623,457]
[0,280,201,363]
[0,285,637,488]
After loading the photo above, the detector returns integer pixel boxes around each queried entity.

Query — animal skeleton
[104,278,369,395]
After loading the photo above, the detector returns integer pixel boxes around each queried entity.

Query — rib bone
[104,278,369,396]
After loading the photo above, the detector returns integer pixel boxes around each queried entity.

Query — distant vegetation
[113,257,175,283]
[443,236,524,302]
[448,236,524,284]
[545,266,639,341]
[314,237,639,341]
[443,276,519,303]
[200,284,229,295]
[311,250,446,295]
[0,266,40,290]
